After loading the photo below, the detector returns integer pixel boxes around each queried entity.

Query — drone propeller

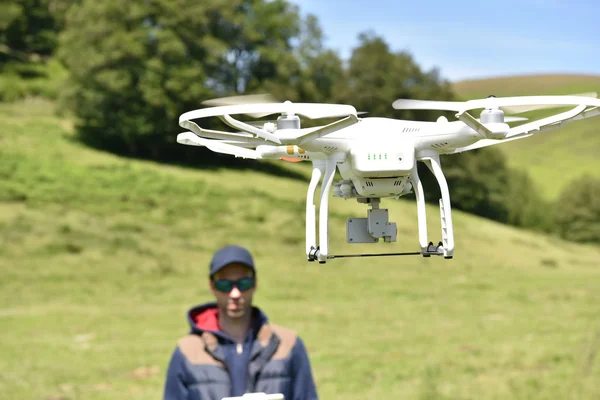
[392,92,598,114]
[181,101,358,121]
[500,92,597,114]
[201,93,278,107]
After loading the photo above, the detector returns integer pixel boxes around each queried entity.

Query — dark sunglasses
[213,276,255,293]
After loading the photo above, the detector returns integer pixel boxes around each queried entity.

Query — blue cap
[209,245,256,278]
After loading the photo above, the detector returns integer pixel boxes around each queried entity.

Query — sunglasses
[213,276,255,293]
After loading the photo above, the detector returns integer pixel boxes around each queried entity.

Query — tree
[554,175,600,244]
[293,14,345,104]
[336,31,455,121]
[56,0,305,163]
[0,0,59,67]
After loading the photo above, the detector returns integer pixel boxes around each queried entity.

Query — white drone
[176,92,600,263]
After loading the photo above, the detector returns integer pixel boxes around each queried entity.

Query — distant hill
[452,74,600,200]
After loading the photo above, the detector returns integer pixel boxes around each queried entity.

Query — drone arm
[296,115,359,145]
[455,110,493,139]
[176,132,262,159]
[505,104,590,138]
[450,104,593,153]
[219,114,283,144]
[179,121,263,144]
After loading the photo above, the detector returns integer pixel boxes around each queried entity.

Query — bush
[0,59,68,102]
[504,167,554,232]
[418,148,510,222]
[553,174,600,244]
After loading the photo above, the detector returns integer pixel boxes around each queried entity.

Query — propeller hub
[480,107,504,124]
[276,114,301,130]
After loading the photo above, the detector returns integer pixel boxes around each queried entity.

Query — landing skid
[307,241,445,261]
[305,151,455,263]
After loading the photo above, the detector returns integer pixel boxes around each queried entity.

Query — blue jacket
[163,302,319,400]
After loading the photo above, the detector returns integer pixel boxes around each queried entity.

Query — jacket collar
[199,319,280,365]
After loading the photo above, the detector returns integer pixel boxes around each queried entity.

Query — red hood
[192,307,220,332]
[186,302,268,338]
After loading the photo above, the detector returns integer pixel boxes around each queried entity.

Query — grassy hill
[1,98,600,400]
[453,74,600,200]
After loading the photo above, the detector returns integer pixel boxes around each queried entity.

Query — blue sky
[290,0,600,82]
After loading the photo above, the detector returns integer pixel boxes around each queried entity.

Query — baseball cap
[209,245,256,278]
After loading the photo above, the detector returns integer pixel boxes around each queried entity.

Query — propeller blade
[392,98,464,112]
[201,93,278,106]
[465,95,600,114]
[502,116,528,123]
[500,92,598,114]
[180,102,358,121]
[392,94,600,115]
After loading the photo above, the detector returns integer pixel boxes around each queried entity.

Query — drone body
[177,93,600,263]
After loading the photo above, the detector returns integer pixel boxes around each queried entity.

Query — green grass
[1,98,600,400]
[453,74,600,200]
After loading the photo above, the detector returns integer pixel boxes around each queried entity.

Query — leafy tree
[336,31,455,121]
[0,0,58,68]
[57,0,306,163]
[293,14,345,104]
[205,0,303,98]
[553,175,600,244]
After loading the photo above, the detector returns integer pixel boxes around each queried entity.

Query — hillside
[1,98,600,400]
[453,74,600,200]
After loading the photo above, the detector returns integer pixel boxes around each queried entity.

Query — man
[163,244,319,400]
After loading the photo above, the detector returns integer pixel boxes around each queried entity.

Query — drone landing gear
[306,156,341,263]
[305,151,455,263]
[413,150,455,259]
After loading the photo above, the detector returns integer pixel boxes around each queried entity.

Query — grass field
[1,98,600,400]
[452,74,600,200]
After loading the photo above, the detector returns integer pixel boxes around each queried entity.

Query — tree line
[1,0,598,245]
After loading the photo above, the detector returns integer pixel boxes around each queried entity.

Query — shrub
[553,174,600,244]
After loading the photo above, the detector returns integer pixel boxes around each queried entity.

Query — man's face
[210,263,256,319]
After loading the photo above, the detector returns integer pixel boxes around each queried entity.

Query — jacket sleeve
[163,346,189,400]
[290,337,319,400]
